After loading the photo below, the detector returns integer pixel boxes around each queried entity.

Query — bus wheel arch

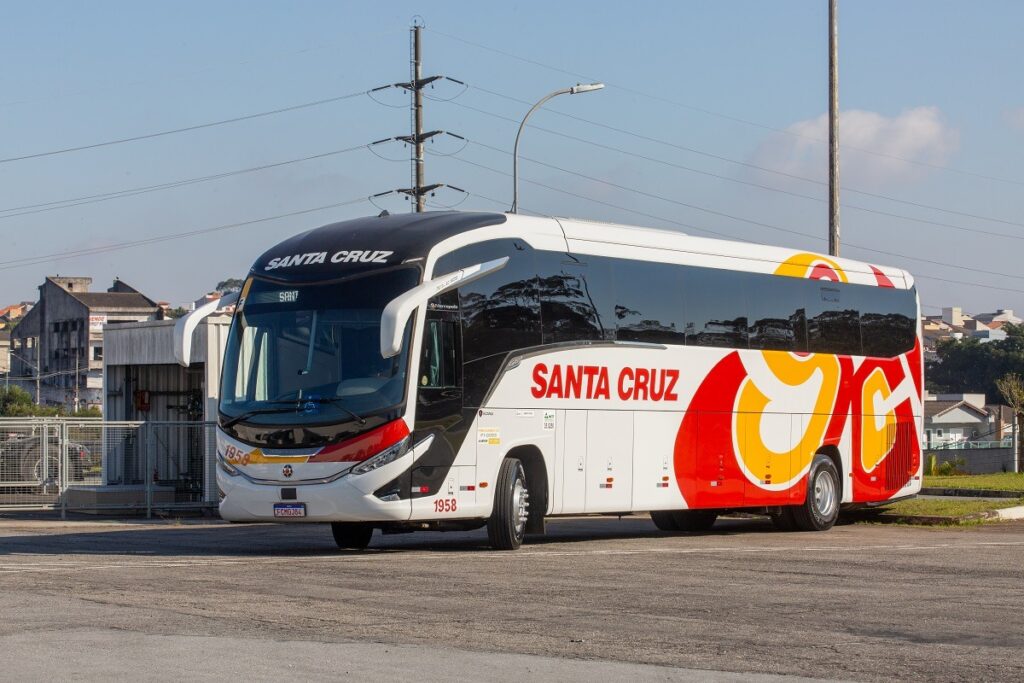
[502,445,548,535]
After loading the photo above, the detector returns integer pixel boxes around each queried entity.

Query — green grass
[877,496,1024,518]
[923,472,1024,492]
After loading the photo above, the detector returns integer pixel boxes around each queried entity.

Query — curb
[848,504,1024,526]
[920,487,1024,499]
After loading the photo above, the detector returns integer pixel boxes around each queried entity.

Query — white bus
[176,211,923,550]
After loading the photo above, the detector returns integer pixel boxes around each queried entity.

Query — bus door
[411,297,475,517]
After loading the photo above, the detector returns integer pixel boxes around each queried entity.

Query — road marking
[1,539,1023,574]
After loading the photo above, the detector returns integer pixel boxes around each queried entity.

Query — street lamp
[510,82,604,214]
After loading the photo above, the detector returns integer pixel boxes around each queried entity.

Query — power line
[0,142,376,220]
[0,196,370,272]
[470,143,1024,282]
[448,87,1024,238]
[438,147,1024,295]
[0,89,369,165]
[427,27,1024,188]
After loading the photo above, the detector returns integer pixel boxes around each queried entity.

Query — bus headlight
[217,453,241,477]
[351,436,410,475]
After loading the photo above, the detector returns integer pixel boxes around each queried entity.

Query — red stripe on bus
[308,419,410,463]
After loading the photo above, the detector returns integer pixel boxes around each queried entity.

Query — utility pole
[370,18,462,211]
[828,0,841,256]
[400,20,443,212]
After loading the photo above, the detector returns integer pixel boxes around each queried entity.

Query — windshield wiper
[222,397,367,429]
[299,397,366,425]
[221,405,302,429]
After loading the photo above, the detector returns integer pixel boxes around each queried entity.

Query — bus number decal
[433,498,458,513]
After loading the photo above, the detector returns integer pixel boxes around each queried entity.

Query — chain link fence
[0,418,217,515]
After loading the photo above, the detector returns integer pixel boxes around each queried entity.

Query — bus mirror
[173,291,240,367]
[380,257,508,358]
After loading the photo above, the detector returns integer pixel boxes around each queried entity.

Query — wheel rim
[813,469,838,518]
[512,475,529,538]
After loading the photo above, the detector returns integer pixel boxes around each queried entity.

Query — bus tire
[331,522,373,550]
[671,510,717,532]
[650,510,679,531]
[487,457,529,550]
[791,454,841,532]
[770,507,797,531]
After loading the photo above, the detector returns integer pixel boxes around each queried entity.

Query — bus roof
[248,210,913,290]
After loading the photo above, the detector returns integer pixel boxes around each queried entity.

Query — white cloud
[750,107,959,189]
[1004,107,1024,131]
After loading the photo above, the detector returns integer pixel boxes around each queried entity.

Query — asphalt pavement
[1,515,1022,681]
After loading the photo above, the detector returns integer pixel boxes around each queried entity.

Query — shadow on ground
[0,515,790,558]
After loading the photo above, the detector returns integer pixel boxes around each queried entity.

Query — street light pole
[511,82,604,214]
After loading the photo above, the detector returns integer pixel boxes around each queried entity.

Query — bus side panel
[559,410,587,514]
[631,411,688,511]
[584,410,633,513]
[474,407,555,517]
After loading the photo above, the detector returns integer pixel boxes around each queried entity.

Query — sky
[1,1,1023,316]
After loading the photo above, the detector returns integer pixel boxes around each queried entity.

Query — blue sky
[1,1,1022,316]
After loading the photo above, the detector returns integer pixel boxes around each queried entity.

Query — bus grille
[885,422,916,490]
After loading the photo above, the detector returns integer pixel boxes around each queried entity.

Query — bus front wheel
[487,458,529,550]
[331,522,373,550]
[790,454,841,532]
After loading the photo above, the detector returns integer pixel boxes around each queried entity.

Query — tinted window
[435,239,542,405]
[806,282,861,355]
[536,253,615,343]
[748,274,808,352]
[612,260,686,344]
[684,267,749,348]
[860,286,917,357]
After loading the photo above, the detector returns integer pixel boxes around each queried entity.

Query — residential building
[0,330,9,375]
[10,277,162,411]
[923,392,1014,449]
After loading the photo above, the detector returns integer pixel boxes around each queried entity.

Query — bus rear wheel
[790,454,841,532]
[331,522,373,550]
[650,510,679,531]
[672,510,717,532]
[487,457,529,550]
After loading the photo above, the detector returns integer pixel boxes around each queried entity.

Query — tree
[926,324,1024,400]
[995,372,1024,470]
[216,278,245,294]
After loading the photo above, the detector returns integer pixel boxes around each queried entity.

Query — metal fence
[0,418,216,515]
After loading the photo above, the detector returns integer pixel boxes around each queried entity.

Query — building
[102,316,231,422]
[0,330,9,375]
[10,277,162,411]
[921,305,1020,358]
[923,392,1014,449]
[0,302,32,325]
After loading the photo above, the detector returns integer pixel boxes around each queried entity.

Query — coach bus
[175,211,923,550]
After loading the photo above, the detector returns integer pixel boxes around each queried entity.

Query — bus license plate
[273,503,306,518]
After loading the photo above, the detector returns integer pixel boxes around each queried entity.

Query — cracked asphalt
[1,515,1022,681]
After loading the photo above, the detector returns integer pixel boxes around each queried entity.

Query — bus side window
[420,319,459,389]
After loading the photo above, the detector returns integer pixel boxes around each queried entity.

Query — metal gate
[0,418,217,514]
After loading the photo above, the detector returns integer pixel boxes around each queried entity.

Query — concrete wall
[929,447,1017,474]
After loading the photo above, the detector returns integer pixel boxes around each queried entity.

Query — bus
[175,210,923,550]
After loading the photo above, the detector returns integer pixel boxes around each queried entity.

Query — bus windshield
[219,269,419,433]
